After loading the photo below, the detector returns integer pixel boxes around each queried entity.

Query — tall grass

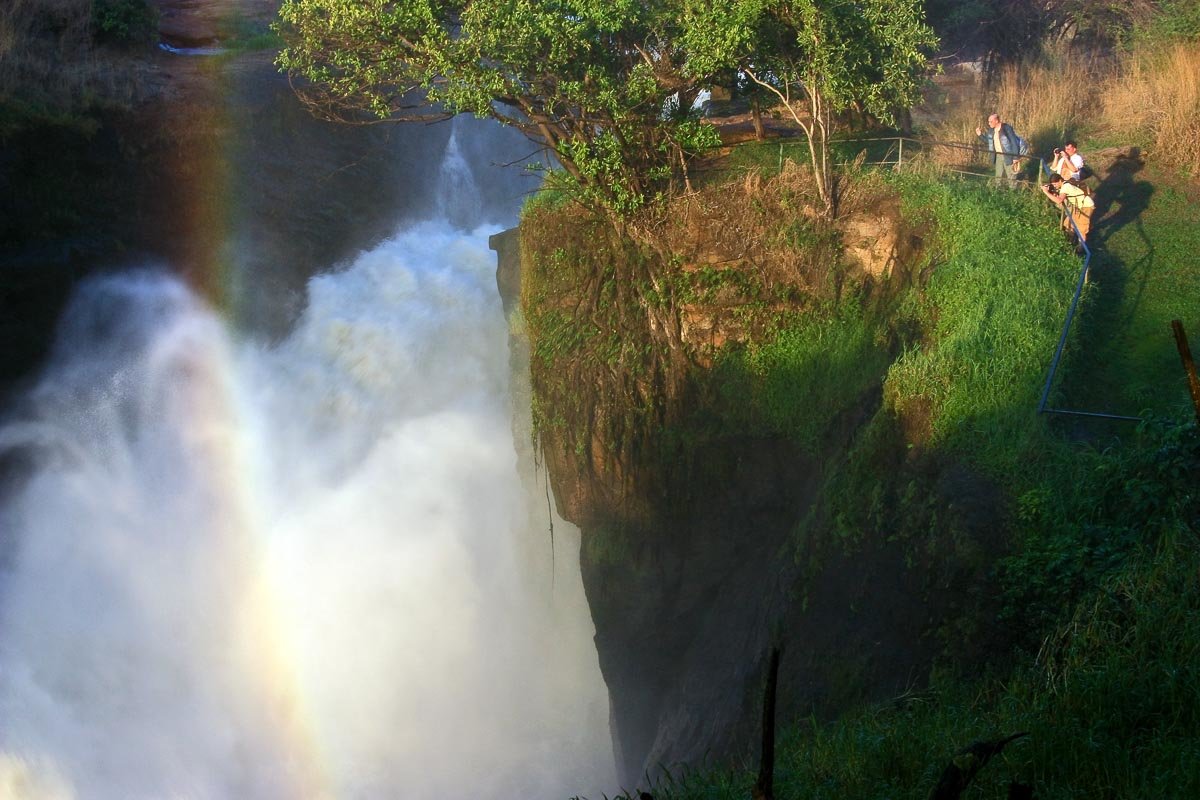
[924,52,1108,170]
[991,55,1107,151]
[1102,42,1200,176]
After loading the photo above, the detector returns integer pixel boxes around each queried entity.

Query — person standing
[1050,141,1085,181]
[976,113,1025,188]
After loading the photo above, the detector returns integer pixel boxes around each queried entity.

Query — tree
[277,1,935,217]
[684,0,936,215]
[275,0,721,215]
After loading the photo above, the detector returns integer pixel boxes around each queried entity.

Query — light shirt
[993,126,1003,153]
[1052,152,1084,180]
[1057,181,1094,210]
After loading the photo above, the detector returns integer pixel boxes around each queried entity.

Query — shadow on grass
[1055,148,1159,419]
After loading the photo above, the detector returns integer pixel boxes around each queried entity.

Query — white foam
[0,222,614,798]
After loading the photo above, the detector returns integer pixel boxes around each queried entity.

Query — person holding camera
[1041,172,1095,244]
[1050,141,1084,181]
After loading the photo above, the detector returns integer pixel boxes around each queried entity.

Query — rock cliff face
[494,216,1009,787]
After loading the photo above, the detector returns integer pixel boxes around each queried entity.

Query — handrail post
[897,137,903,170]
[1171,321,1200,425]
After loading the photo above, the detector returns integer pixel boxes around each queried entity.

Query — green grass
[1061,164,1200,418]
[218,13,284,52]
[884,172,1082,473]
[711,304,891,452]
[713,139,815,181]
[861,170,1198,633]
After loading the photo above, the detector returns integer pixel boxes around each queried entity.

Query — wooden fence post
[1171,320,1200,425]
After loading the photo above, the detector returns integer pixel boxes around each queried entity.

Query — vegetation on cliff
[515,2,1199,796]
[627,530,1200,800]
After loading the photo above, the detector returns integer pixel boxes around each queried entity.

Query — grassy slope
[621,537,1200,800]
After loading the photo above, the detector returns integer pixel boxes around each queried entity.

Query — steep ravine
[493,216,1011,787]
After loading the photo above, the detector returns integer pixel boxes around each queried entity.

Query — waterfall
[0,126,615,799]
[434,122,485,230]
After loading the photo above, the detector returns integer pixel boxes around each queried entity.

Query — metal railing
[1035,204,1141,423]
[722,134,1051,185]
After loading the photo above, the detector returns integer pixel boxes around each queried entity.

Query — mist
[0,124,615,799]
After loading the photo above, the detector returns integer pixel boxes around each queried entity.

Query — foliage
[684,0,936,214]
[276,0,938,215]
[1127,0,1200,46]
[519,203,672,477]
[276,0,723,214]
[922,0,1165,65]
[1002,418,1200,630]
[91,0,157,45]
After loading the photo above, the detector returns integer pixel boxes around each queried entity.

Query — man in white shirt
[1050,141,1084,181]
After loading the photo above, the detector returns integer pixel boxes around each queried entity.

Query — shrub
[91,0,157,45]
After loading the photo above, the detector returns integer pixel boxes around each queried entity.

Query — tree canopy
[277,0,721,213]
[276,0,935,215]
[683,0,935,212]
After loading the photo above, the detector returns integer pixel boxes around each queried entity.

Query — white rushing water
[0,128,615,799]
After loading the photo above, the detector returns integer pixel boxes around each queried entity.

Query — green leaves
[278,0,729,213]
[276,0,936,214]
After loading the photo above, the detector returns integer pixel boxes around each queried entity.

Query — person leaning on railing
[1041,172,1095,245]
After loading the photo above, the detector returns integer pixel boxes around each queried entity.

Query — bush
[91,0,156,45]
[1128,0,1200,47]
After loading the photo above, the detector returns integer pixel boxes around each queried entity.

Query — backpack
[1066,177,1091,197]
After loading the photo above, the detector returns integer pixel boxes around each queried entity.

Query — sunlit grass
[883,173,1080,473]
